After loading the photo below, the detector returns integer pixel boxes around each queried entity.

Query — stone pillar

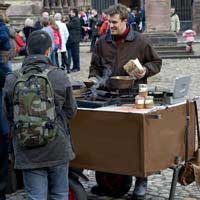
[68,0,74,7]
[193,0,200,34]
[144,0,177,46]
[145,0,170,32]
[74,0,78,7]
[44,0,50,8]
[62,0,68,7]
[51,0,56,8]
[56,0,62,8]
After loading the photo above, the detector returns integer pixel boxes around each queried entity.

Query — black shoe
[90,185,105,196]
[132,177,147,200]
[0,194,6,200]
[71,68,80,72]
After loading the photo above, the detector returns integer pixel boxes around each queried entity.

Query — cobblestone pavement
[8,43,200,200]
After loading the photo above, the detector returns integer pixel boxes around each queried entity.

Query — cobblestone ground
[8,43,200,200]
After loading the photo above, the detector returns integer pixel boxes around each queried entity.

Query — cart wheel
[95,171,132,197]
[69,178,87,200]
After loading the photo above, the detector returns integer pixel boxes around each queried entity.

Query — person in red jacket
[49,16,62,67]
[99,14,109,36]
[15,31,26,56]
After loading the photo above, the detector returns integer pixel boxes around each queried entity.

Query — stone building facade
[5,0,91,16]
[2,0,200,33]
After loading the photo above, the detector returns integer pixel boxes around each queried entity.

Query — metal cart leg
[168,165,182,200]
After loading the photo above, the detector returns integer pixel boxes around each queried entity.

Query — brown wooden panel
[70,110,145,176]
[70,103,196,177]
[144,103,195,176]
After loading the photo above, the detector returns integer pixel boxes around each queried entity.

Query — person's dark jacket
[89,26,162,90]
[89,14,99,37]
[0,68,6,90]
[23,26,36,42]
[0,22,11,51]
[35,20,43,30]
[8,25,17,60]
[66,16,81,45]
[4,55,77,169]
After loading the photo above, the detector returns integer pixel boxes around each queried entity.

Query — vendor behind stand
[88,3,162,200]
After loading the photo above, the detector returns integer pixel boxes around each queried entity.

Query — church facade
[3,0,200,33]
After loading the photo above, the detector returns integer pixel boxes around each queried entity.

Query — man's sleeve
[143,39,162,77]
[88,41,103,78]
[3,74,17,126]
[48,70,77,122]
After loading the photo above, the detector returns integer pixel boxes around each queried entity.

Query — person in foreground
[88,4,162,200]
[4,30,77,200]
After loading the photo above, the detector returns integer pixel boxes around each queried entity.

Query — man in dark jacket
[0,14,11,66]
[0,67,9,200]
[66,8,81,72]
[4,30,77,200]
[89,9,99,52]
[0,14,11,200]
[88,4,162,200]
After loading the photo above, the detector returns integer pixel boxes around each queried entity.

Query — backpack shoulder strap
[21,65,43,75]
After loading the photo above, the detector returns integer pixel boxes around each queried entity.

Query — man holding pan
[88,3,162,200]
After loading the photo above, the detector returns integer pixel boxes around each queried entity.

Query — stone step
[154,45,186,51]
[157,50,193,55]
[159,54,200,59]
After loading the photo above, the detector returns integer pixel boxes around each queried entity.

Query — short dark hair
[106,4,128,20]
[71,8,79,16]
[41,18,49,27]
[27,30,52,55]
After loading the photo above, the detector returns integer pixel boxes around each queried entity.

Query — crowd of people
[0,6,146,72]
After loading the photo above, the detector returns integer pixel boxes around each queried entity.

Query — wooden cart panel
[70,103,195,177]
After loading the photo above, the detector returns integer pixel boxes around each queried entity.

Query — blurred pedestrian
[99,12,109,36]
[66,8,81,72]
[4,15,16,71]
[35,11,49,30]
[54,13,69,70]
[15,31,27,56]
[183,29,196,52]
[49,17,62,67]
[89,9,99,52]
[41,17,55,63]
[23,18,36,42]
[170,7,180,34]
[0,14,11,200]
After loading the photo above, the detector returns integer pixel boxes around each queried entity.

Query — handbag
[178,100,200,186]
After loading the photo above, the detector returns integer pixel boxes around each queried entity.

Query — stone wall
[5,0,42,16]
[145,0,171,32]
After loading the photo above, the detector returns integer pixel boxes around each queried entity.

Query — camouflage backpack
[13,65,58,148]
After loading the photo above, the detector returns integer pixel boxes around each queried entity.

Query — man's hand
[133,67,146,79]
[123,59,146,79]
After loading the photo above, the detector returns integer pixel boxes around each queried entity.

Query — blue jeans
[51,45,59,67]
[23,163,69,200]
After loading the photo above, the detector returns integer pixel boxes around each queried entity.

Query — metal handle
[146,114,162,120]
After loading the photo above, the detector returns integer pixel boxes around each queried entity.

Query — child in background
[182,29,196,53]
